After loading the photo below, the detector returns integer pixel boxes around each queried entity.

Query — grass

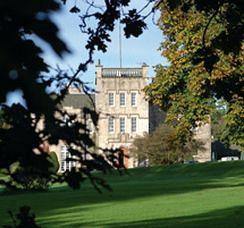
[1,161,244,227]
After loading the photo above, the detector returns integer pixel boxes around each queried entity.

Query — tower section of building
[95,63,149,168]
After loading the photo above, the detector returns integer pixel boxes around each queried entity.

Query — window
[61,146,66,172]
[131,92,136,106]
[120,93,125,106]
[131,117,137,132]
[108,117,114,133]
[120,117,125,133]
[108,92,114,106]
[61,145,71,172]
[60,145,76,172]
[65,151,70,171]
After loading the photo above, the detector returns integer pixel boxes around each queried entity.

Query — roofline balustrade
[102,68,143,77]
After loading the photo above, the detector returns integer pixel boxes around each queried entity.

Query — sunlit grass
[1,161,244,227]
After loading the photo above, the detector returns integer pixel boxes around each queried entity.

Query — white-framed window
[120,92,126,106]
[108,92,114,106]
[131,117,137,132]
[60,145,76,172]
[60,146,66,172]
[131,92,137,106]
[108,116,114,133]
[120,117,125,133]
[61,145,71,172]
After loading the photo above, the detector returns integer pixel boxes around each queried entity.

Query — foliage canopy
[145,0,243,146]
[131,124,198,165]
[0,0,243,190]
[0,0,150,190]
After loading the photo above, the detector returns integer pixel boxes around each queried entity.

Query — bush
[1,152,60,191]
[131,124,199,166]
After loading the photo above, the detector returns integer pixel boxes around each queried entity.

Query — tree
[0,0,150,191]
[1,0,243,190]
[144,0,243,146]
[4,206,40,228]
[131,124,199,165]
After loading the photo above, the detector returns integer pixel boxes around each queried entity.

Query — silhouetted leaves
[1,0,243,191]
[0,0,127,191]
[65,168,84,189]
[4,206,40,228]
[70,6,80,13]
[83,107,99,126]
[121,10,147,38]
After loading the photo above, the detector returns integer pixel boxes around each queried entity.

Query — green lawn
[1,161,244,227]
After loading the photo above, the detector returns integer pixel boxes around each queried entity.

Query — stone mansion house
[56,62,211,171]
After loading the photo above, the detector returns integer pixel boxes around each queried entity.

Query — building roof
[62,94,95,110]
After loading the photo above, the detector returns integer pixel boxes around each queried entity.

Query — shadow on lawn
[39,205,244,227]
[36,177,244,227]
[1,161,244,227]
[105,205,244,228]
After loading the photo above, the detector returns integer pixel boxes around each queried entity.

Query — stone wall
[193,121,212,162]
[95,64,149,167]
[55,65,212,169]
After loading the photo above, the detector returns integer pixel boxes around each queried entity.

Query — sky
[7,0,167,105]
[45,0,167,85]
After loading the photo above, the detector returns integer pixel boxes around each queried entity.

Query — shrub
[131,124,199,166]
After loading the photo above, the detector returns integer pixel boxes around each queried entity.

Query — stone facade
[55,64,212,170]
[95,63,149,167]
[193,121,212,162]
[53,88,95,172]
